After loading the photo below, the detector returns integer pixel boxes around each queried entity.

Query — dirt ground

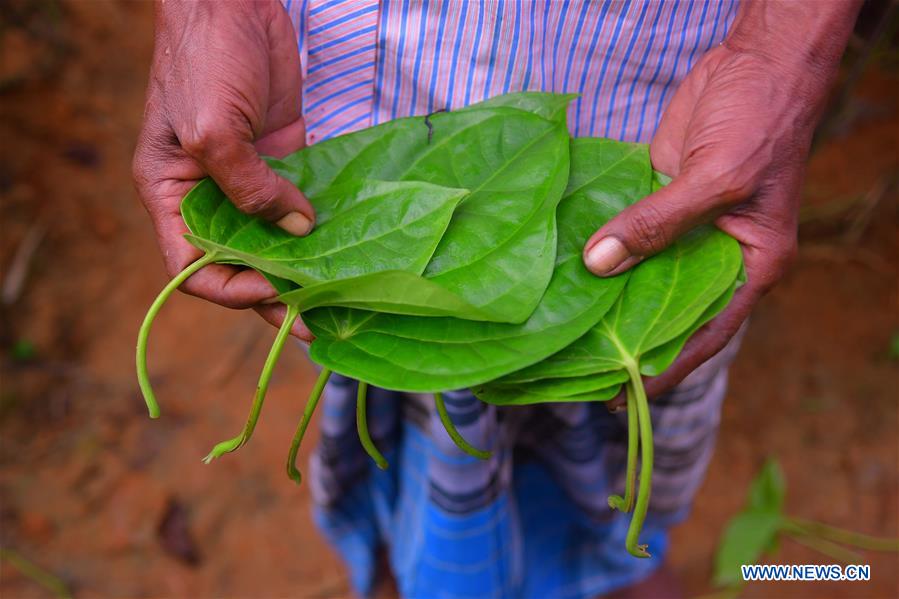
[0,2,896,598]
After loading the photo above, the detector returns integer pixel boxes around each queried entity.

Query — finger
[181,264,278,309]
[642,283,758,398]
[254,304,315,342]
[254,116,306,158]
[583,171,743,277]
[183,132,315,236]
[606,390,626,413]
[264,0,304,132]
[154,205,277,309]
[133,109,281,309]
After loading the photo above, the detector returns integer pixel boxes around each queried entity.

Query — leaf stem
[287,368,332,484]
[609,383,639,513]
[356,381,388,470]
[434,392,492,460]
[136,253,218,418]
[624,363,653,558]
[784,518,899,552]
[203,304,300,464]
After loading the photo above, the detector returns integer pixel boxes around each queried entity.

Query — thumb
[583,173,722,276]
[186,132,316,236]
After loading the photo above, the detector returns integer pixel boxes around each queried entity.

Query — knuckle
[180,122,227,159]
[692,161,756,207]
[234,173,279,217]
[717,176,756,207]
[176,271,246,309]
[235,187,276,216]
[626,204,669,254]
[179,130,209,159]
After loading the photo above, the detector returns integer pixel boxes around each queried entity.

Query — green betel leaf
[567,224,741,371]
[275,270,496,319]
[138,95,576,426]
[473,370,627,405]
[473,153,743,559]
[275,96,572,322]
[140,177,468,422]
[747,458,787,515]
[476,270,737,396]
[181,179,467,285]
[461,90,577,121]
[496,226,742,383]
[302,137,652,392]
[486,369,628,394]
[473,383,623,406]
[476,278,730,403]
[714,511,783,586]
[638,277,737,376]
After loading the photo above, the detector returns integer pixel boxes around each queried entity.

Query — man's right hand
[132,0,314,337]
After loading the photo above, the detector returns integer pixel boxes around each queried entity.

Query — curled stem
[608,383,639,513]
[356,381,388,470]
[203,305,300,464]
[624,363,654,558]
[287,368,332,484]
[434,392,492,460]
[785,518,899,552]
[136,253,218,418]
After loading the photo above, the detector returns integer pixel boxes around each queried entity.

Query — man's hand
[132,0,313,339]
[583,0,861,397]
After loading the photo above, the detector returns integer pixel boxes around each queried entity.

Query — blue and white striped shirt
[283,0,738,142]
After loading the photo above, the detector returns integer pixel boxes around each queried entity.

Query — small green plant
[712,458,899,595]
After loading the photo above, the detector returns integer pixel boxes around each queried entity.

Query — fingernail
[276,212,313,236]
[585,237,629,275]
[261,297,281,305]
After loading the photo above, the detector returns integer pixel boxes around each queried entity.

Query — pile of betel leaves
[136,92,744,558]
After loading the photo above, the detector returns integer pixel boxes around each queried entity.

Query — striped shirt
[278,2,741,597]
[283,0,738,143]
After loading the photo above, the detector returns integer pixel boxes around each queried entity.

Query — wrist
[725,0,861,93]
